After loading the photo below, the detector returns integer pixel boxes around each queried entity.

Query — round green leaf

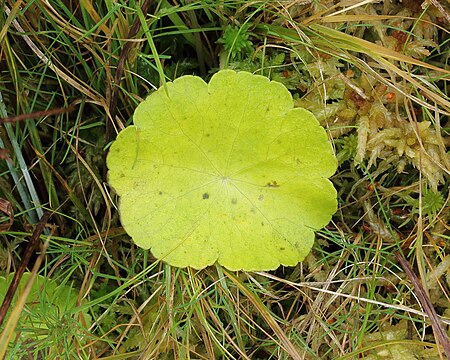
[107,70,337,271]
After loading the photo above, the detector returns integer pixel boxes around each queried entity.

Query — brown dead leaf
[0,198,13,232]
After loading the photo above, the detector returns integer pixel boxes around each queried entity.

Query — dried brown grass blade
[0,237,50,358]
[108,0,153,140]
[0,212,51,328]
[0,105,76,124]
[80,0,111,34]
[224,269,302,359]
[395,251,450,359]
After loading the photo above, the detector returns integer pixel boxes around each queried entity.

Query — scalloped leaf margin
[107,70,337,271]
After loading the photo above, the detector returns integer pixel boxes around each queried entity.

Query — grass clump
[0,0,449,358]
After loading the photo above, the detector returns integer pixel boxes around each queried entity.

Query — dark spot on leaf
[258,195,264,201]
[158,191,163,195]
[266,181,280,188]
[261,222,264,226]
[231,198,237,204]
[279,247,285,251]
[202,193,209,199]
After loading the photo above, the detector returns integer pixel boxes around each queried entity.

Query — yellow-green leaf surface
[107,70,337,271]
